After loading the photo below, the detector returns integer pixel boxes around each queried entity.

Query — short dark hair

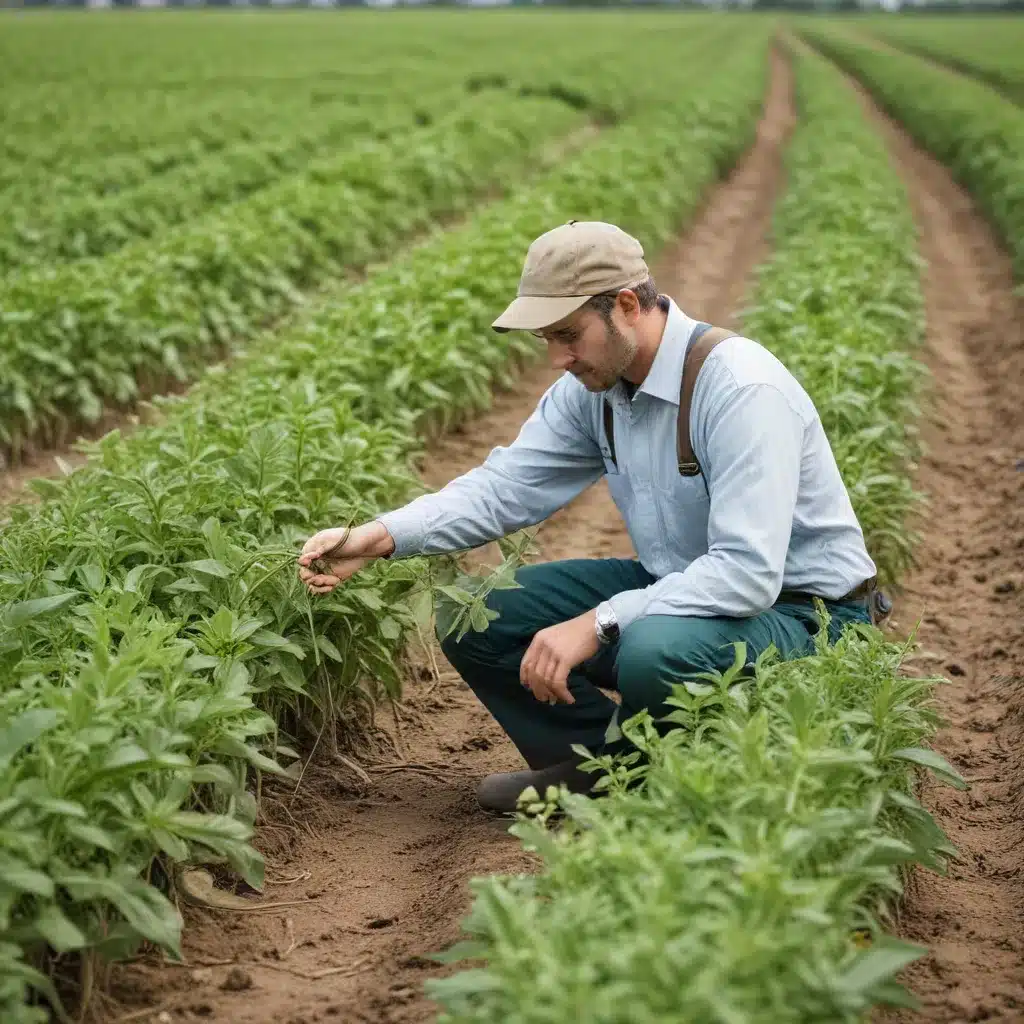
[583,277,660,323]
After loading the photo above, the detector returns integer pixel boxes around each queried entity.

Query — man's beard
[575,321,637,392]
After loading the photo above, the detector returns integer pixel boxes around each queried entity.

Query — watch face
[597,608,618,643]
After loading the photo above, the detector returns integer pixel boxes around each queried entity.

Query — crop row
[0,17,743,459]
[1,84,373,188]
[430,45,956,1024]
[802,25,1024,280]
[0,79,445,213]
[0,32,772,1024]
[1,30,516,185]
[2,71,460,200]
[0,90,586,458]
[859,15,1024,105]
[0,15,735,275]
[0,88,462,273]
[744,47,926,586]
[0,14,728,206]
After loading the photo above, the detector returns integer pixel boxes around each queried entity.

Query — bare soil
[841,80,1024,1024]
[92,50,795,1024]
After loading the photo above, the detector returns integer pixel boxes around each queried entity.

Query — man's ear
[616,288,642,325]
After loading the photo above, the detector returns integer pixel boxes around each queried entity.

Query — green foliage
[429,47,952,1024]
[0,13,741,272]
[859,14,1024,105]
[744,44,926,585]
[431,628,956,1024]
[802,24,1024,281]
[0,10,734,204]
[433,533,536,645]
[0,92,585,457]
[0,28,771,1017]
[0,92,460,272]
[0,12,751,459]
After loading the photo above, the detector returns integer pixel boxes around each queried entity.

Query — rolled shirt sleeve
[608,383,804,629]
[376,375,605,558]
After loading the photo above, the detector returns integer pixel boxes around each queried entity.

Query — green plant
[857,14,1024,105]
[744,42,926,585]
[0,92,585,458]
[0,30,772,1017]
[801,24,1024,281]
[431,627,959,1024]
[0,91,460,272]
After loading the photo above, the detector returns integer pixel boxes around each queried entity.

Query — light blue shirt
[377,298,876,631]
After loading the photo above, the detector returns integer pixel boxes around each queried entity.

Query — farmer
[297,221,879,813]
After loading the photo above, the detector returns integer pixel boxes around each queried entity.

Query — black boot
[476,757,597,814]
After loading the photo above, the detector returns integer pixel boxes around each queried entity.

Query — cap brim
[491,294,592,334]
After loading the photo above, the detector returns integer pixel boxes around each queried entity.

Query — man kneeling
[297,221,878,813]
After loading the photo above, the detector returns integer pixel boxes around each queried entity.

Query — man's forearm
[377,379,605,560]
[374,482,512,560]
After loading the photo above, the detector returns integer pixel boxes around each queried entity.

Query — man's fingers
[298,547,332,568]
[304,572,341,593]
[520,651,545,701]
[520,635,573,705]
[549,664,575,705]
[519,641,537,689]
[530,652,560,704]
[312,574,341,587]
[299,528,351,564]
[535,651,556,692]
[299,538,327,561]
[308,579,339,594]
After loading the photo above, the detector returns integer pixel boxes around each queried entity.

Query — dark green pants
[437,558,871,770]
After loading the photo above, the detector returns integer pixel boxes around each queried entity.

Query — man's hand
[297,521,396,594]
[520,610,600,706]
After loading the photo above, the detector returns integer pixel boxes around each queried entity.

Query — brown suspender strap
[601,322,735,476]
[677,324,735,475]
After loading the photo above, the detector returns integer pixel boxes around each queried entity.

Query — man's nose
[547,342,574,371]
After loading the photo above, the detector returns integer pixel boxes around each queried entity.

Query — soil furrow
[834,67,1024,1024]
[97,50,795,1024]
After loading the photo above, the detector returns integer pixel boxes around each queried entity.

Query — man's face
[538,299,638,393]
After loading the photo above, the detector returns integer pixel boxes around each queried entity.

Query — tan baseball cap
[492,220,649,333]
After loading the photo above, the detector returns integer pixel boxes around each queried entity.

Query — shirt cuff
[607,587,651,632]
[374,507,425,560]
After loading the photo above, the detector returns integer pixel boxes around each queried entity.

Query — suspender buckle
[677,460,701,476]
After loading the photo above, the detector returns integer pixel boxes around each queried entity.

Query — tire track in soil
[833,73,1024,1024]
[98,50,794,1024]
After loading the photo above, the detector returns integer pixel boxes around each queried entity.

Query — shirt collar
[634,298,700,406]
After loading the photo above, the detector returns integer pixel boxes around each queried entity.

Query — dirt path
[96,49,795,1024]
[836,69,1024,1024]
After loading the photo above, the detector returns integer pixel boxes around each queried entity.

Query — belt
[777,576,876,607]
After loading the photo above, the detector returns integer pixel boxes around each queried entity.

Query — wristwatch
[595,601,620,645]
